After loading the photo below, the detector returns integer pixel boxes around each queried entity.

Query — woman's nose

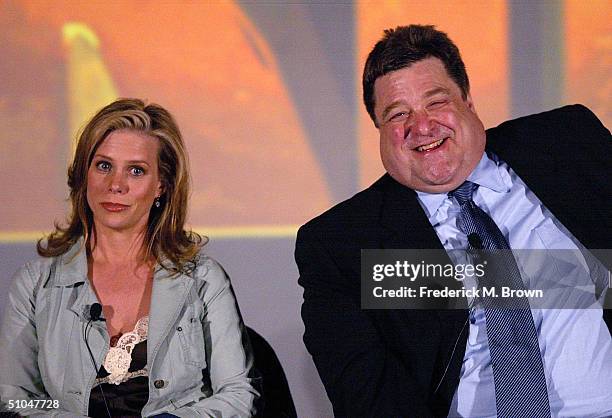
[108,171,128,194]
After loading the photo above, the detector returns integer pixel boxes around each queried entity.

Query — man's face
[373,57,486,193]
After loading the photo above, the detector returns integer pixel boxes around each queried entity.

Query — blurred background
[0,1,609,416]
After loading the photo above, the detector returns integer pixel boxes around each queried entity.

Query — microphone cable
[83,303,112,418]
[433,233,484,394]
[433,316,469,394]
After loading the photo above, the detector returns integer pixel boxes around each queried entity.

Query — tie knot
[449,181,479,205]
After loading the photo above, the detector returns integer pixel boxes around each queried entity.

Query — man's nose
[407,110,433,137]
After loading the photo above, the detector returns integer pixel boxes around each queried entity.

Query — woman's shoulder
[13,254,57,284]
[8,254,59,302]
[192,250,229,283]
[185,250,236,301]
[11,241,85,291]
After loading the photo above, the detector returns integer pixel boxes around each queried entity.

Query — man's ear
[465,92,477,114]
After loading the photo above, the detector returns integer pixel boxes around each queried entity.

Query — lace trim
[96,315,149,386]
[94,367,149,387]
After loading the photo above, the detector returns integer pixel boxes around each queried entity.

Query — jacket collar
[54,239,196,367]
[53,239,89,287]
[54,239,195,324]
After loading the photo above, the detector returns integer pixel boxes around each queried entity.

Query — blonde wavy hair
[38,98,204,273]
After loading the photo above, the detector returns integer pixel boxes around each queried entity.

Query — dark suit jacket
[295,105,611,417]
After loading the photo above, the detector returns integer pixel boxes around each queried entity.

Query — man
[295,25,611,417]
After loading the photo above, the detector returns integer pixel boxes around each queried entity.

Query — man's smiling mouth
[416,138,446,152]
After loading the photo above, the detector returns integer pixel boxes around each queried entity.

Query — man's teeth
[417,138,445,152]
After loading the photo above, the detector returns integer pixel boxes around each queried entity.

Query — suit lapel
[375,174,468,310]
[377,174,445,251]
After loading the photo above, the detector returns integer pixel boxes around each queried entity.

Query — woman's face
[86,129,162,236]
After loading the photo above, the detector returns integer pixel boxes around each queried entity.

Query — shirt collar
[468,151,510,194]
[416,152,511,218]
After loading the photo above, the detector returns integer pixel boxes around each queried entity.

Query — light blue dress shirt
[416,152,612,418]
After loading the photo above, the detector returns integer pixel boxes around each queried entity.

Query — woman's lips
[101,202,130,212]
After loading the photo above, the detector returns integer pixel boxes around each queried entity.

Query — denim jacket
[0,241,259,417]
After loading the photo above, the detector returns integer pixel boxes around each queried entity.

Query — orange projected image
[565,0,611,129]
[1,1,609,242]
[0,0,331,238]
[356,1,510,187]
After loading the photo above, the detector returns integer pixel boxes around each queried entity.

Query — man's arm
[296,225,434,417]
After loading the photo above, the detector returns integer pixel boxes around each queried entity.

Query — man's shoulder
[486,104,609,154]
[299,174,390,234]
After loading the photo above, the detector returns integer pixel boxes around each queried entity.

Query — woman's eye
[95,161,111,172]
[130,166,145,176]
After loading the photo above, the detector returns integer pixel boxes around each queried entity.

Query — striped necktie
[450,180,551,418]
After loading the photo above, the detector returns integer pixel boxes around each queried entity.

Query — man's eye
[96,161,111,172]
[130,166,145,176]
[428,100,447,109]
[389,112,408,122]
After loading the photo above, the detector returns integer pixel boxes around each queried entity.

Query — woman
[0,99,259,417]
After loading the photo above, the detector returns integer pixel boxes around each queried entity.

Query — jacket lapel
[375,174,469,312]
[377,174,447,251]
[147,267,194,369]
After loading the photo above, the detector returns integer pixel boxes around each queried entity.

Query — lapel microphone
[84,303,111,418]
[89,303,106,322]
[468,233,483,249]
